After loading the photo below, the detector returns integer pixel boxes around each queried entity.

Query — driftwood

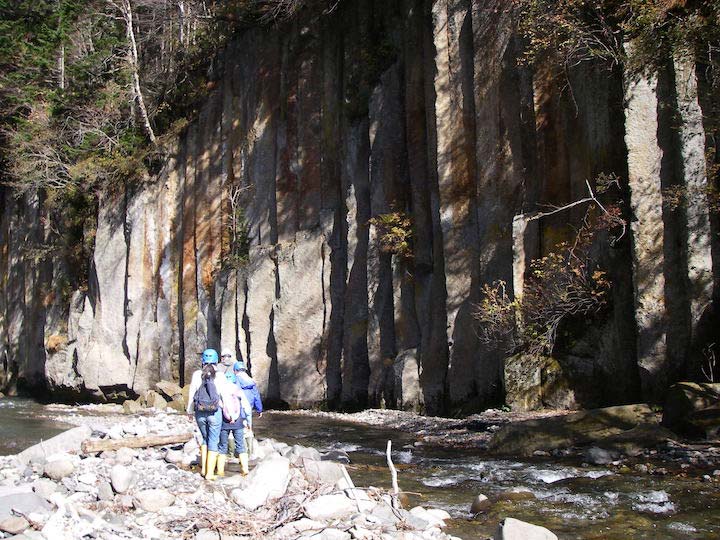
[386,440,399,496]
[81,432,193,454]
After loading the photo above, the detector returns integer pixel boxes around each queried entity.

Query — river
[3,398,719,539]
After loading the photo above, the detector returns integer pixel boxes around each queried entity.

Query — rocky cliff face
[1,0,717,413]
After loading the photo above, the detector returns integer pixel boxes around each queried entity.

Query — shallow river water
[3,399,719,539]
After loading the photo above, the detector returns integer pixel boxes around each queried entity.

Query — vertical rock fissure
[122,181,132,364]
[657,59,693,389]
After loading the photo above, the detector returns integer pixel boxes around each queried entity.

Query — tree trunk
[121,0,157,143]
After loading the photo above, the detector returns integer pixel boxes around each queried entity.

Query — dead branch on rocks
[81,432,193,454]
[386,440,400,509]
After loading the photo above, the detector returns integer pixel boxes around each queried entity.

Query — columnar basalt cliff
[1,1,718,413]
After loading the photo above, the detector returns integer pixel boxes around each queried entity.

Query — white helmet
[220,348,234,364]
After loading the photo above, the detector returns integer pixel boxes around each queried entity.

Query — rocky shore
[0,410,561,540]
[0,411,449,539]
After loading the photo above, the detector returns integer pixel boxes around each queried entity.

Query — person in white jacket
[186,348,230,480]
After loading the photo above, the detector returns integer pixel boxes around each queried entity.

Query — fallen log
[81,433,194,454]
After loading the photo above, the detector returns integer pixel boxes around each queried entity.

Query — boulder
[164,449,184,464]
[231,456,291,510]
[0,516,29,535]
[0,492,52,520]
[155,381,183,400]
[167,400,186,413]
[304,493,356,521]
[312,528,351,540]
[15,425,92,465]
[301,458,348,486]
[181,384,191,407]
[321,450,351,464]
[489,404,659,456]
[662,383,720,437]
[144,390,167,410]
[687,406,720,439]
[470,494,491,513]
[133,489,175,512]
[122,400,143,414]
[115,447,137,465]
[494,518,558,540]
[584,447,615,465]
[110,464,134,494]
[289,445,322,463]
[504,355,597,411]
[43,458,74,481]
[32,479,57,501]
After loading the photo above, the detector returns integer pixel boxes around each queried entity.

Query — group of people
[185,348,264,481]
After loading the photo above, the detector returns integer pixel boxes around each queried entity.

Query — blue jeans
[195,409,222,452]
[219,427,246,455]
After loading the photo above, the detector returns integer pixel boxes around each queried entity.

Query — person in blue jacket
[233,360,263,458]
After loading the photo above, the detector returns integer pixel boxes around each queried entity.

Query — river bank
[0,410,470,540]
[4,401,720,538]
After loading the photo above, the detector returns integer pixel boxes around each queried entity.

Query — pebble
[97,480,114,501]
[0,516,29,534]
[78,472,97,485]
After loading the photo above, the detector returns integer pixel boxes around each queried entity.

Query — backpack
[194,376,220,412]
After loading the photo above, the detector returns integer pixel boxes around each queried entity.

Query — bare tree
[107,0,157,143]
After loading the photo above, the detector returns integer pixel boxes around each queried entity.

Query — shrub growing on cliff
[369,210,413,260]
[475,212,612,358]
[514,0,720,73]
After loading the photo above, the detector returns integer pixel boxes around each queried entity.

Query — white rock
[43,458,74,481]
[32,479,57,501]
[77,472,97,485]
[115,447,137,465]
[425,508,451,524]
[349,527,375,540]
[107,425,125,440]
[97,481,114,501]
[110,464,134,494]
[195,529,220,540]
[230,456,291,511]
[302,459,349,486]
[134,489,175,512]
[494,518,558,540]
[312,528,351,540]
[304,493,356,521]
[15,426,92,465]
[184,439,199,455]
[164,449,184,464]
[410,506,447,528]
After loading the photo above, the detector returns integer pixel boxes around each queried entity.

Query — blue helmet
[233,361,247,372]
[225,372,237,384]
[202,349,219,365]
